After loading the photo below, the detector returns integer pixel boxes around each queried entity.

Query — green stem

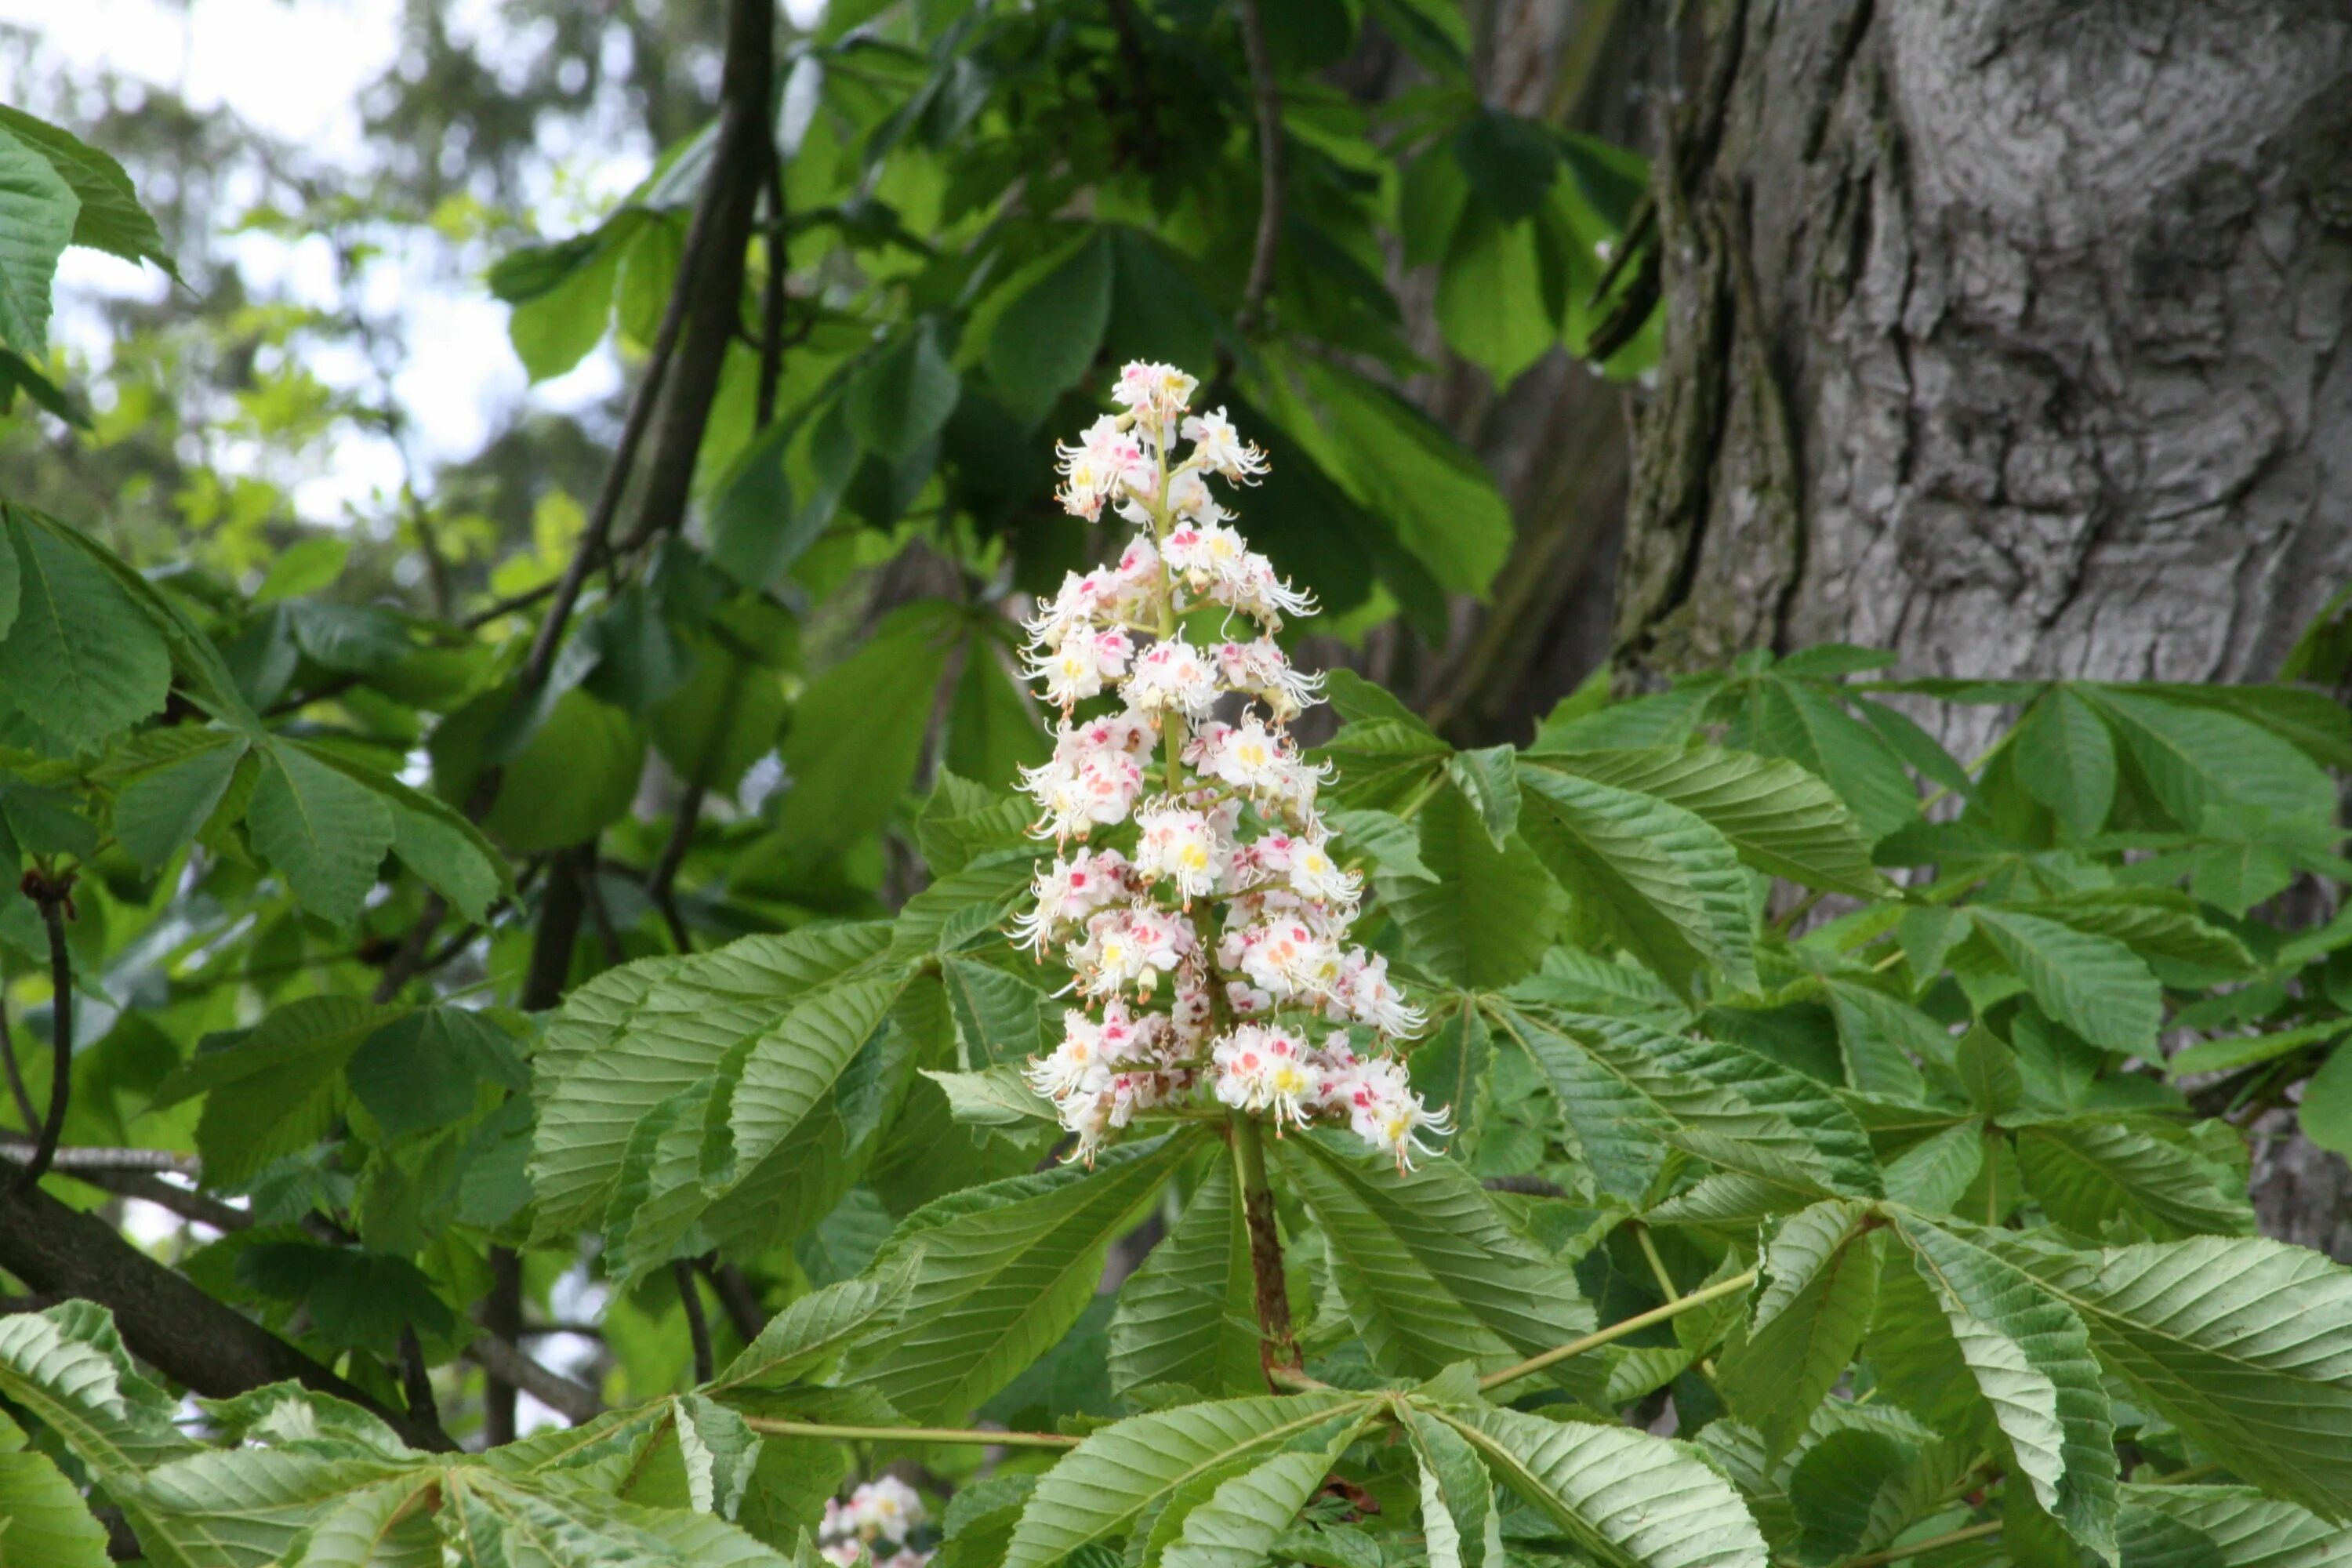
[742,1417,1077,1450]
[1839,1520,2001,1568]
[1479,1267,1759,1393]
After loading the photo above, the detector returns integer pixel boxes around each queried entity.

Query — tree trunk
[1616,0,2352,1250]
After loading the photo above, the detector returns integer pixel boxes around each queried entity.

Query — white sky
[2,0,826,521]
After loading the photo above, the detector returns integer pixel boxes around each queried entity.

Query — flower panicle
[1012,363,1444,1173]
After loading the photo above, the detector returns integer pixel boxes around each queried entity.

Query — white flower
[1134,802,1227,901]
[1011,848,1133,955]
[1330,946,1425,1039]
[1026,627,1134,708]
[1008,366,1440,1167]
[1212,1024,1318,1129]
[1114,361,1199,416]
[1125,636,1220,720]
[1182,405,1269,481]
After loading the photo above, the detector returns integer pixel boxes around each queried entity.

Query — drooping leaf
[1106,1162,1260,1399]
[248,740,395,924]
[1440,1403,1772,1568]
[1161,1412,1373,1568]
[0,124,76,351]
[1525,748,1882,897]
[1272,1131,1599,1392]
[1997,1233,2352,1519]
[1717,1200,1876,1457]
[1518,768,1757,993]
[1001,1392,1374,1568]
[0,509,171,746]
[1889,1214,2118,1557]
[1970,909,2162,1058]
[848,1133,1197,1421]
[1377,786,1562,990]
[0,106,176,278]
[2013,688,2118,840]
[111,731,249,869]
[2013,1120,2253,1240]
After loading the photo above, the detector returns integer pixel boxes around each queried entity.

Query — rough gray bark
[1617,0,2352,1250]
[1619,0,2352,714]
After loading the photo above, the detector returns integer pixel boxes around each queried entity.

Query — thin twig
[1105,0,1165,172]
[1841,1521,2002,1568]
[1479,1267,1760,1392]
[579,847,626,967]
[12,879,76,1192]
[700,1256,765,1345]
[647,784,706,954]
[398,1326,441,1432]
[754,136,789,430]
[674,1259,715,1384]
[0,985,38,1133]
[742,1417,1078,1450]
[1232,0,1286,338]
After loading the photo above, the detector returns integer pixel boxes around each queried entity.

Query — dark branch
[674,1258,715,1385]
[647,784,706,955]
[1105,0,1165,172]
[462,1331,604,1426]
[609,0,775,560]
[0,1177,456,1451]
[1232,0,1286,338]
[12,877,76,1193]
[398,1325,440,1433]
[701,1256,765,1346]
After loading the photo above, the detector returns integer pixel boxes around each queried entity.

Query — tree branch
[610,0,775,558]
[0,1138,198,1176]
[11,876,76,1193]
[700,1257,765,1346]
[1232,0,1286,337]
[461,1331,604,1426]
[646,784,706,954]
[0,1177,456,1451]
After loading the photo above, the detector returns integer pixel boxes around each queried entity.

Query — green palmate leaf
[0,1448,111,1567]
[1327,807,1436,880]
[268,1475,443,1568]
[2014,688,2119,839]
[1994,1234,2352,1519]
[528,924,889,1241]
[728,975,906,1172]
[848,320,961,463]
[1787,1425,1957,1567]
[924,1063,1059,1128]
[2002,889,2256,987]
[1745,677,1921,840]
[1271,1131,1599,1391]
[710,1266,916,1401]
[1002,1392,1373,1568]
[1378,785,1562,990]
[155,995,399,1189]
[939,955,1048,1065]
[1524,748,1882,896]
[125,1448,424,1568]
[347,1007,525,1141]
[775,605,956,851]
[0,124,75,350]
[1820,981,1938,1101]
[1106,1162,1260,1399]
[0,1303,198,1476]
[1889,1214,2118,1557]
[1519,768,1757,994]
[2013,1120,2253,1240]
[111,731,249,869]
[0,107,176,278]
[848,1133,1197,1421]
[2084,688,2337,829]
[1440,1404,1771,1568]
[985,230,1112,422]
[1969,909,2162,1058]
[1404,1406,1501,1568]
[0,507,172,746]
[1448,746,1520,848]
[1498,1007,1880,1202]
[1881,1120,1987,1214]
[1717,1200,1877,1457]
[2118,1485,2352,1568]
[248,740,396,924]
[439,1469,793,1568]
[1162,1413,1373,1568]
[195,1382,412,1462]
